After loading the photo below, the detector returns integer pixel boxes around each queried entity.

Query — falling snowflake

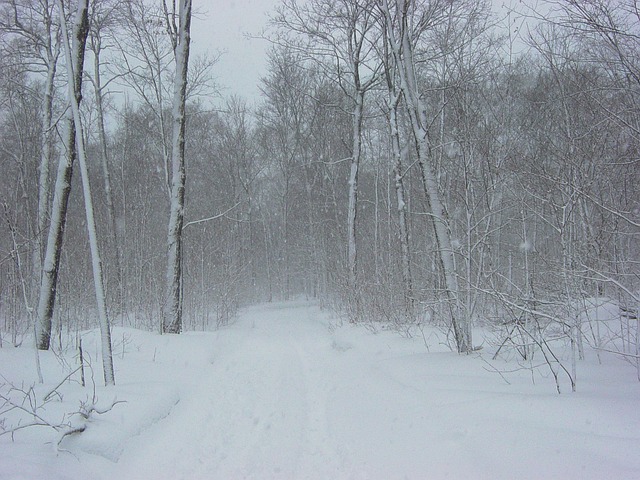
[519,240,532,252]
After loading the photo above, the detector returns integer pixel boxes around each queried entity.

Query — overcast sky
[187,0,527,104]
[190,0,282,103]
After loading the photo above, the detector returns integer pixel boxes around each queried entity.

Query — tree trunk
[91,35,123,313]
[347,90,364,305]
[58,0,115,385]
[162,0,192,334]
[31,43,57,309]
[414,120,470,353]
[389,95,414,321]
[381,0,471,352]
[35,0,89,351]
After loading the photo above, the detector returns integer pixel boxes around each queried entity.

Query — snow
[519,240,532,252]
[2,300,640,479]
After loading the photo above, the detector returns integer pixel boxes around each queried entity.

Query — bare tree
[35,0,90,350]
[381,27,414,322]
[0,0,61,343]
[87,0,125,311]
[115,0,174,196]
[258,46,311,300]
[161,0,192,334]
[380,0,472,352]
[271,0,381,308]
[57,0,114,385]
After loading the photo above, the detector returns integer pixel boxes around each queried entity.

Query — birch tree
[35,0,89,350]
[56,0,114,385]
[381,28,414,322]
[161,0,192,334]
[87,0,124,310]
[380,0,472,352]
[0,0,61,337]
[428,0,496,330]
[33,4,59,310]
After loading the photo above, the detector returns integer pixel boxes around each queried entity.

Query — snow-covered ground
[1,301,640,479]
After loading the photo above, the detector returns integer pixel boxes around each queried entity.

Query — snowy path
[107,302,640,479]
[2,301,640,479]
[115,303,349,479]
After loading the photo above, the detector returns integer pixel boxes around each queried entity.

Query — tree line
[0,0,638,385]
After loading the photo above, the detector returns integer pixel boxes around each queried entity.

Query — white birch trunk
[347,91,364,297]
[57,0,115,385]
[162,0,192,334]
[381,0,471,352]
[35,0,88,351]
[31,23,58,308]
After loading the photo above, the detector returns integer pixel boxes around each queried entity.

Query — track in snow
[78,301,640,480]
[114,302,357,479]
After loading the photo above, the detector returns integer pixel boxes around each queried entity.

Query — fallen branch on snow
[0,377,124,448]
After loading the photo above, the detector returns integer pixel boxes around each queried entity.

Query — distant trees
[257,47,311,301]
[256,0,637,358]
[0,0,637,369]
[272,0,381,310]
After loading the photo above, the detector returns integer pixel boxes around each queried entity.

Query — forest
[0,0,639,388]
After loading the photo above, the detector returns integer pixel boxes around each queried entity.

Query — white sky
[188,0,529,104]
[190,0,282,103]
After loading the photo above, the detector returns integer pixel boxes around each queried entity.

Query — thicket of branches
[0,0,638,373]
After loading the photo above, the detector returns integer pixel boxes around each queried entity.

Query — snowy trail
[102,301,640,479]
[3,301,640,479]
[96,301,640,480]
[114,303,354,479]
